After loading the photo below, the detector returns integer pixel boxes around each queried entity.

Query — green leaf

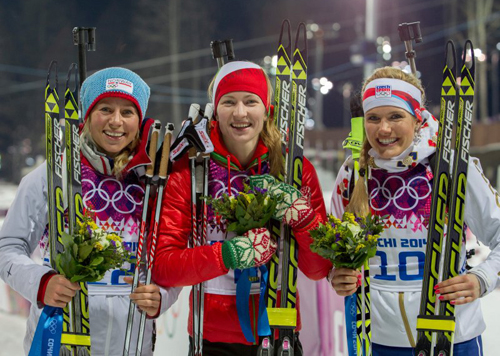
[78,244,94,262]
[90,256,104,266]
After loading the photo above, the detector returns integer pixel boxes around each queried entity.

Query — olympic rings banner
[28,306,63,356]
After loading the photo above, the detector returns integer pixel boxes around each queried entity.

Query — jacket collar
[80,118,154,177]
[209,120,268,171]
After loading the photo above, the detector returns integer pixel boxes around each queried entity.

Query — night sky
[0,0,486,180]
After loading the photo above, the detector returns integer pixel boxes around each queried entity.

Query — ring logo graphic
[375,85,391,98]
[83,178,144,214]
[105,78,134,94]
[48,318,58,334]
[370,175,431,211]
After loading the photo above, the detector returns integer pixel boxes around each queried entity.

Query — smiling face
[364,106,420,159]
[216,91,267,155]
[88,97,140,158]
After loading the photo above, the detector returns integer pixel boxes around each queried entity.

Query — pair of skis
[45,61,91,355]
[123,121,174,355]
[258,19,308,356]
[416,40,475,356]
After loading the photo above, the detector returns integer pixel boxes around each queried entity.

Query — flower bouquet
[310,212,385,269]
[204,183,282,235]
[55,213,131,283]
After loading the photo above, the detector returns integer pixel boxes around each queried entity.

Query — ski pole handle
[159,123,174,179]
[146,122,161,179]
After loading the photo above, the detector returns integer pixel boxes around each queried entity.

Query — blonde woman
[330,67,500,356]
[0,67,180,355]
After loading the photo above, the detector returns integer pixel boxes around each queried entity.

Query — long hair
[346,67,426,216]
[81,114,140,179]
[208,68,284,177]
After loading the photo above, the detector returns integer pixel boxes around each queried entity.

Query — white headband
[212,61,262,105]
[363,78,423,120]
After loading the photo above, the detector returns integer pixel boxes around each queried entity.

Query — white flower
[342,222,362,237]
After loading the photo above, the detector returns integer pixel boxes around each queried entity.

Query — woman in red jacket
[153,61,331,355]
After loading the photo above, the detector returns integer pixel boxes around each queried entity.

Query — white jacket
[331,155,500,347]
[0,161,181,356]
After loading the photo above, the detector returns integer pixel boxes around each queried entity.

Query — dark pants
[188,334,303,356]
[372,336,483,356]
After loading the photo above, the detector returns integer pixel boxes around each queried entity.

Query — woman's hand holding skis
[434,274,481,306]
[124,276,162,317]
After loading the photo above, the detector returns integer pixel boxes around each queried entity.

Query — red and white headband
[363,78,423,121]
[213,61,269,115]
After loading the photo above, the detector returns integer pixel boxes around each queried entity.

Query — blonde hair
[81,113,140,179]
[346,67,426,216]
[208,68,284,177]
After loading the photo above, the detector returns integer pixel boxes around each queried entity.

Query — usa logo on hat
[375,85,391,98]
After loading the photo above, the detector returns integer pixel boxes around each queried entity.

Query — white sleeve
[330,157,353,218]
[464,157,500,296]
[157,286,182,316]
[0,162,54,306]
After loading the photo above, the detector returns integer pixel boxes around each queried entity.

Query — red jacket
[154,125,331,344]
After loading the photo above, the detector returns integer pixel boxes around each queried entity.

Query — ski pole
[123,121,161,356]
[72,27,96,86]
[136,123,175,355]
[186,104,203,356]
[398,22,422,76]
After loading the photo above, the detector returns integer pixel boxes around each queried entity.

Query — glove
[248,175,317,231]
[282,194,317,231]
[248,174,301,220]
[221,227,276,270]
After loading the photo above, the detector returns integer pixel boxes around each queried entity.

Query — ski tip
[462,40,475,69]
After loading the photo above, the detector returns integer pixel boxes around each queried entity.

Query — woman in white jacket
[330,66,500,356]
[0,67,180,355]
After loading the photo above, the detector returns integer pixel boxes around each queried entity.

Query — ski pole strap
[257,265,271,337]
[236,266,271,342]
[416,315,456,333]
[29,306,63,356]
[345,293,358,356]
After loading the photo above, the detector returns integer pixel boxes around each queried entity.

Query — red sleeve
[37,271,57,308]
[294,157,332,280]
[153,156,229,288]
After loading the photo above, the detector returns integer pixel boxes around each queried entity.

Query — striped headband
[363,78,423,121]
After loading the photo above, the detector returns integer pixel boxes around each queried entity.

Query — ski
[261,21,308,356]
[416,40,475,356]
[64,63,91,355]
[433,40,475,356]
[45,61,70,355]
[259,19,292,356]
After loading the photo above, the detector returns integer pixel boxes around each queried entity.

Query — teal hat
[80,67,150,122]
